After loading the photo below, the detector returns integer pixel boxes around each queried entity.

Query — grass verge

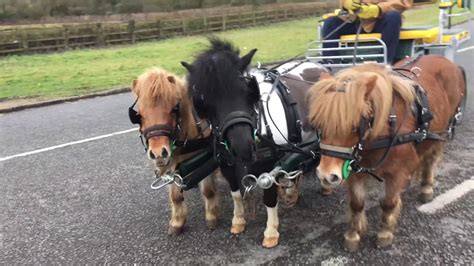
[0,4,472,100]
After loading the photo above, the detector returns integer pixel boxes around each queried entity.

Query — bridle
[318,116,389,182]
[211,74,260,162]
[128,97,181,152]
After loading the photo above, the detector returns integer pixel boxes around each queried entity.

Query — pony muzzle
[147,138,173,166]
[316,157,345,189]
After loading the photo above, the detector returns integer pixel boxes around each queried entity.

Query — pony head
[182,37,259,163]
[131,67,191,167]
[308,64,415,189]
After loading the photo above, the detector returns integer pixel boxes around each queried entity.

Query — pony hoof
[344,231,360,252]
[206,219,218,230]
[343,238,360,252]
[284,193,299,208]
[230,224,246,235]
[168,225,184,235]
[376,231,394,248]
[419,192,433,203]
[262,236,279,248]
[320,187,333,196]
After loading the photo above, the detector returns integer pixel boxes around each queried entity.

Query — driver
[322,0,413,64]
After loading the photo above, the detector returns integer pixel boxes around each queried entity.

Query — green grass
[1,4,472,100]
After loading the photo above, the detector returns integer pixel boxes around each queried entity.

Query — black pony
[181,38,281,248]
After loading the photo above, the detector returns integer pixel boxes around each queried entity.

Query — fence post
[284,9,288,20]
[222,15,226,31]
[182,19,187,35]
[18,29,29,53]
[204,17,208,33]
[96,23,105,46]
[63,25,69,49]
[252,11,256,26]
[128,20,136,44]
[156,20,162,38]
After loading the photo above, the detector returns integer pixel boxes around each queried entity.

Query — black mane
[187,37,251,116]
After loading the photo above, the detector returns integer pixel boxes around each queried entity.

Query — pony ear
[364,75,378,99]
[181,61,194,73]
[319,72,333,80]
[167,75,176,84]
[131,79,139,96]
[239,48,257,72]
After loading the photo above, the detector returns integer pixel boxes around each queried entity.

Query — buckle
[389,114,397,122]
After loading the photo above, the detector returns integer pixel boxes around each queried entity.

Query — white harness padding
[250,61,326,145]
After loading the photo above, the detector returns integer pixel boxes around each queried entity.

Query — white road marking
[0,128,138,162]
[418,177,474,214]
[457,46,474,53]
[321,256,350,266]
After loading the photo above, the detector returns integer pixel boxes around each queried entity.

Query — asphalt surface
[1,22,473,264]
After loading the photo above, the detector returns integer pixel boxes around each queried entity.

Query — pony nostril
[161,148,169,158]
[148,149,156,160]
[329,174,340,183]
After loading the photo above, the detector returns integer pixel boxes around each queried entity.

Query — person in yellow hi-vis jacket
[322,0,413,64]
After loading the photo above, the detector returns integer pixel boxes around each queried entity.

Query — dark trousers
[321,11,402,64]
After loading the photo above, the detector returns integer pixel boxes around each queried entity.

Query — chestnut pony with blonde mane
[131,67,218,234]
[308,55,465,251]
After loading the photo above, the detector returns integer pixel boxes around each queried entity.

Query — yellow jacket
[338,0,413,32]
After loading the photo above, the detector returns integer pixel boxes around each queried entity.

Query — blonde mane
[133,67,198,138]
[134,67,185,108]
[308,63,416,139]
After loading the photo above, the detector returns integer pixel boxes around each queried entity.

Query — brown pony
[131,67,219,234]
[308,55,465,251]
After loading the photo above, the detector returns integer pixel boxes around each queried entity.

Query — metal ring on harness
[150,174,174,190]
[410,67,422,78]
[242,174,258,190]
[273,169,302,188]
[150,173,183,190]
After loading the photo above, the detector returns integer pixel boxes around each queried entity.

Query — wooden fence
[0,6,331,56]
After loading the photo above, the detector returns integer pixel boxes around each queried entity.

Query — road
[1,22,473,264]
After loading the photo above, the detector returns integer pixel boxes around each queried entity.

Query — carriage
[129,0,470,251]
[306,0,472,67]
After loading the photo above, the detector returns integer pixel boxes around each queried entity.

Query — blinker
[129,107,141,125]
[128,97,141,125]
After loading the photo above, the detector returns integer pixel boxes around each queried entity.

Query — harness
[319,64,462,182]
[128,97,210,155]
[265,71,303,144]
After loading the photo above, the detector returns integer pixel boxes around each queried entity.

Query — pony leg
[344,175,368,252]
[262,185,279,248]
[220,165,246,235]
[419,144,444,203]
[377,174,406,248]
[230,190,246,234]
[278,175,301,208]
[168,183,187,235]
[199,173,219,230]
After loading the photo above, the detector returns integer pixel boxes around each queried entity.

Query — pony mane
[134,67,185,109]
[133,67,198,138]
[188,37,249,114]
[308,63,416,139]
